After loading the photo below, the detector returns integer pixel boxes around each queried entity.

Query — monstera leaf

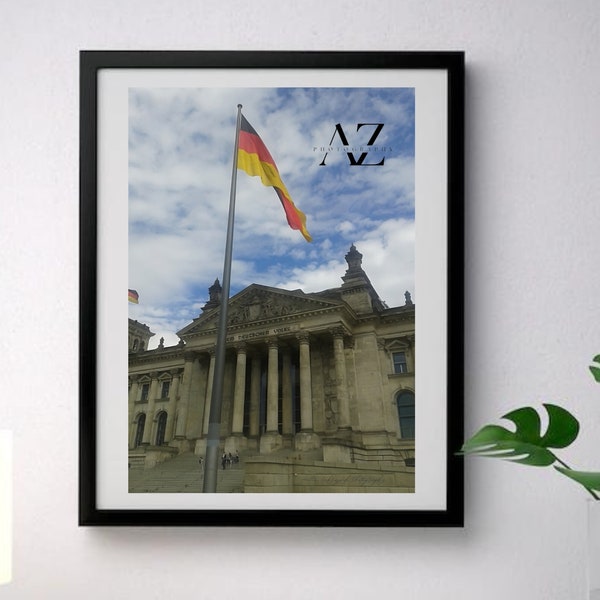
[460,404,580,466]
[555,467,600,493]
[590,355,600,383]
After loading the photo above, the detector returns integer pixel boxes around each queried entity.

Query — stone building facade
[128,245,415,492]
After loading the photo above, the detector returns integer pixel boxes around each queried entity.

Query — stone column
[295,332,320,450]
[164,369,181,443]
[141,372,159,445]
[193,350,216,456]
[281,347,293,438]
[260,338,283,453]
[248,354,261,447]
[231,344,247,434]
[298,333,313,431]
[202,349,216,436]
[332,329,351,430]
[128,375,139,449]
[225,344,248,453]
[266,338,279,433]
[406,336,415,373]
[175,352,195,440]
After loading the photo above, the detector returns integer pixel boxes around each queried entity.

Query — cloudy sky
[128,86,415,348]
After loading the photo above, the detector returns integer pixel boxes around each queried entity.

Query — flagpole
[203,104,243,493]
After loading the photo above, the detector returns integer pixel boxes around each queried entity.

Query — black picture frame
[80,50,464,526]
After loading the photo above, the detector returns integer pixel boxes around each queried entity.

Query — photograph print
[127,84,417,495]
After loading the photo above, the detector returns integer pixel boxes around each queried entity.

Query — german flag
[128,289,139,304]
[237,115,312,242]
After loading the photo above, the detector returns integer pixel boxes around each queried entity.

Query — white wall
[2,1,599,598]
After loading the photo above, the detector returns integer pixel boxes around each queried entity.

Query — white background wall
[2,1,599,598]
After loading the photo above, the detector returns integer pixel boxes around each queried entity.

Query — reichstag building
[128,245,415,493]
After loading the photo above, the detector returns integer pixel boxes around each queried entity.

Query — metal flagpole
[203,104,243,493]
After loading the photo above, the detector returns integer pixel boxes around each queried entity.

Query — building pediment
[178,284,344,338]
[380,336,415,353]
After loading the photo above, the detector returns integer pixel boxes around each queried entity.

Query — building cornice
[129,346,185,367]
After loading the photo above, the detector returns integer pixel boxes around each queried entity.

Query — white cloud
[275,218,414,307]
[336,220,355,234]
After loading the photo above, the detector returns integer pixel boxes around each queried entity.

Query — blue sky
[128,87,415,348]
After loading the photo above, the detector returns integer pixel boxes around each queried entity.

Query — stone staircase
[129,452,245,493]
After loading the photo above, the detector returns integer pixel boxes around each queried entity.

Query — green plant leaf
[460,404,579,467]
[539,403,580,448]
[590,355,600,382]
[589,355,600,383]
[555,467,600,493]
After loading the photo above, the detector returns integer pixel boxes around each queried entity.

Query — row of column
[196,334,315,439]
[129,328,352,448]
[226,329,351,437]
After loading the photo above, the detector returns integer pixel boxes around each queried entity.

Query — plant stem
[554,456,600,500]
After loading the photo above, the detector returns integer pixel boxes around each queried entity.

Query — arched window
[134,414,146,447]
[155,411,168,446]
[396,391,415,439]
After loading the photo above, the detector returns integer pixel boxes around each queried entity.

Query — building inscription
[226,324,299,343]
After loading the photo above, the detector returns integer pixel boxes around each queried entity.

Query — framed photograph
[80,51,464,526]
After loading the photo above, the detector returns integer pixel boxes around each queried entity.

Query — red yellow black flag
[237,115,312,242]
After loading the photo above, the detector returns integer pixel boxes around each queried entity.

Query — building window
[396,390,415,439]
[392,351,408,374]
[140,383,150,402]
[155,412,168,446]
[134,414,146,447]
[132,339,139,351]
[160,380,170,399]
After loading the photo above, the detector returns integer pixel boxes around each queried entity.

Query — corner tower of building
[128,319,155,353]
[340,244,386,314]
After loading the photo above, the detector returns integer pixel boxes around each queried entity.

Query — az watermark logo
[315,123,390,166]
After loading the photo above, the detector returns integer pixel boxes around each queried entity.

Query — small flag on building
[128,289,139,304]
[237,114,312,242]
